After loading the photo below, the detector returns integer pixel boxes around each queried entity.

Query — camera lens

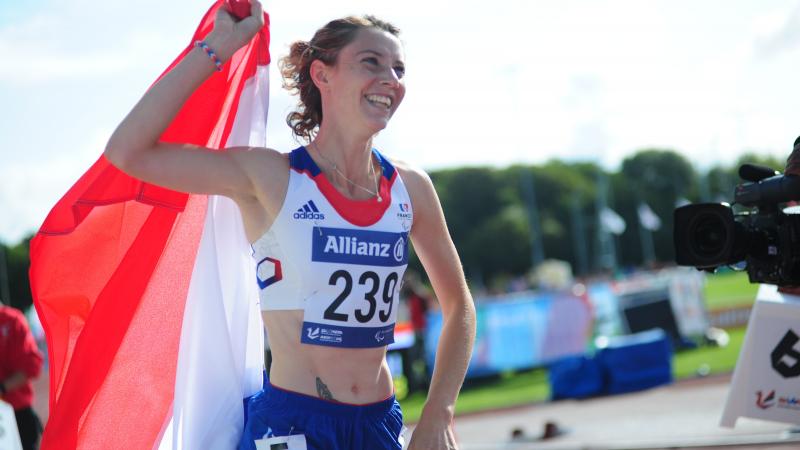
[674,202,736,267]
[692,214,728,256]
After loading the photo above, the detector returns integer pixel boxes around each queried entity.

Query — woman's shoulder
[381,154,429,182]
[384,155,438,208]
[385,155,430,186]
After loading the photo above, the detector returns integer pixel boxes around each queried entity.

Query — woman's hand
[407,415,458,450]
[205,0,264,62]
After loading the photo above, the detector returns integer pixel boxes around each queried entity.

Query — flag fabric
[29,2,270,449]
[599,207,626,235]
[637,202,662,231]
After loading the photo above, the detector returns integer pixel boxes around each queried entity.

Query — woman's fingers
[251,0,263,20]
[243,0,265,31]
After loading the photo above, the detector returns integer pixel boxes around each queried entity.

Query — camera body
[673,164,800,285]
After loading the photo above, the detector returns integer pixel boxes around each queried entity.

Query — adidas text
[293,211,325,220]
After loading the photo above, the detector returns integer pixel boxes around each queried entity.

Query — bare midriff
[262,310,395,404]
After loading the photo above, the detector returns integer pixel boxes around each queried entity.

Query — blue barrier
[597,328,673,395]
[549,355,604,399]
[548,328,673,400]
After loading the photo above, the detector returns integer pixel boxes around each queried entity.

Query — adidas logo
[293,200,325,220]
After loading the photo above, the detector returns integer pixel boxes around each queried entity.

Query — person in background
[1,304,44,450]
[779,137,800,296]
[401,271,433,394]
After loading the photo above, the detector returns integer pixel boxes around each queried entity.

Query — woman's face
[320,28,406,134]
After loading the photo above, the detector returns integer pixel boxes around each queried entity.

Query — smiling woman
[99,1,475,450]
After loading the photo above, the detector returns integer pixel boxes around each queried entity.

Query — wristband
[195,40,223,71]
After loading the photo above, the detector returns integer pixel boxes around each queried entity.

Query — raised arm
[104,1,276,203]
[398,164,477,450]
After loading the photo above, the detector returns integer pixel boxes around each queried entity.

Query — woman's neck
[311,128,376,178]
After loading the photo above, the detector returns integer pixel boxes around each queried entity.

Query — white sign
[0,399,22,450]
[721,284,800,427]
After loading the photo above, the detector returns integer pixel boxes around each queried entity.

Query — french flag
[29,2,269,448]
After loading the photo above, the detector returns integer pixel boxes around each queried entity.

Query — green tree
[2,236,33,312]
[428,167,512,287]
[618,149,697,265]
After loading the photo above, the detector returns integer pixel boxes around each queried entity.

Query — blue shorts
[239,382,404,450]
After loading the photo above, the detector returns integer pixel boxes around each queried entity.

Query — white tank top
[252,146,413,349]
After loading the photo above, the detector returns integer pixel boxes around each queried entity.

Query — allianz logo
[294,200,325,220]
[324,235,405,262]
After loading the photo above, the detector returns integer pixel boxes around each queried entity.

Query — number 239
[324,270,398,323]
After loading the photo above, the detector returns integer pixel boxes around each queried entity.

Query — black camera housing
[673,163,800,286]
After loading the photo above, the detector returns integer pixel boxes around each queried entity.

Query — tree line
[412,149,784,291]
[1,149,786,310]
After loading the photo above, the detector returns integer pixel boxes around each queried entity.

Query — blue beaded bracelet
[195,40,223,71]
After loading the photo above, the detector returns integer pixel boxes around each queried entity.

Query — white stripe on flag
[159,64,269,450]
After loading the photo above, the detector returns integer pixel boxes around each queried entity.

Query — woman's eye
[362,57,379,66]
[393,66,406,79]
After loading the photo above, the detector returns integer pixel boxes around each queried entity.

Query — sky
[3,0,800,244]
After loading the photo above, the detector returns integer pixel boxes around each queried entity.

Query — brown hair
[279,15,401,141]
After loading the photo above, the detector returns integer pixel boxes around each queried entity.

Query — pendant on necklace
[377,195,383,203]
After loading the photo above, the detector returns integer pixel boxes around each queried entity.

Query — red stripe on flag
[36,205,194,449]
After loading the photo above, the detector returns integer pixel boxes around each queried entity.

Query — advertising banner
[425,291,592,378]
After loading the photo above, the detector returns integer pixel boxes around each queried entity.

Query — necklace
[309,141,382,202]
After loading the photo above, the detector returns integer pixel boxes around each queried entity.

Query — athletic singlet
[251,146,413,349]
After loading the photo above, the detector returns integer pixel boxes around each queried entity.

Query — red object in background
[0,306,44,411]
[224,0,251,20]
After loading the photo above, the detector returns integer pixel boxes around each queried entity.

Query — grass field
[399,271,756,422]
[702,270,759,310]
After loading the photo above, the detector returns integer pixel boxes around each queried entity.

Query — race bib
[301,226,408,348]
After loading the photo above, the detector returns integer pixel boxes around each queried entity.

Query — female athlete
[105,2,476,449]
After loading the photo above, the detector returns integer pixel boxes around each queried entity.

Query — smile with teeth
[366,94,392,109]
